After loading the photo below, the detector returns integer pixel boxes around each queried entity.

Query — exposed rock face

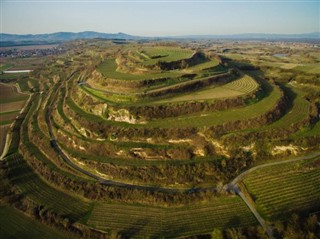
[107,108,137,124]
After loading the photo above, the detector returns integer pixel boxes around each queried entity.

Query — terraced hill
[1,41,319,239]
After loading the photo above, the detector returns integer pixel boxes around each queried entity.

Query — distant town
[0,45,66,58]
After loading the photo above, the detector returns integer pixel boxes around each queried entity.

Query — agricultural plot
[17,78,31,92]
[294,120,320,138]
[7,154,91,222]
[0,83,28,103]
[186,58,220,72]
[3,41,319,239]
[242,157,320,220]
[97,58,182,80]
[293,63,320,74]
[146,82,280,128]
[0,84,28,136]
[68,84,280,128]
[157,74,259,103]
[234,86,310,135]
[136,46,195,65]
[87,196,257,238]
[0,110,20,125]
[81,85,137,103]
[0,205,78,239]
[0,63,14,71]
[261,88,309,129]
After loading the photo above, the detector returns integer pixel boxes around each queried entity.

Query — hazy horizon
[1,0,319,36]
[1,30,319,37]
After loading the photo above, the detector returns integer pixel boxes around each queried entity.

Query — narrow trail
[238,190,275,239]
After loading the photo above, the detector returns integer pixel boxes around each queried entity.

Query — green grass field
[0,83,29,104]
[262,87,309,129]
[81,85,137,103]
[0,63,14,71]
[186,58,220,72]
[0,205,78,239]
[232,85,310,135]
[136,46,195,66]
[17,78,31,92]
[293,64,320,74]
[97,58,183,80]
[242,157,320,220]
[87,196,257,238]
[293,120,320,138]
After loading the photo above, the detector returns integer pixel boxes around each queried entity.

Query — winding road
[45,72,184,194]
[3,68,319,238]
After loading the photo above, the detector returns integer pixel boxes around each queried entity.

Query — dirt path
[238,189,275,239]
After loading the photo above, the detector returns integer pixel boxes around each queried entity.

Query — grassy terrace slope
[134,46,195,65]
[242,156,320,220]
[67,78,279,129]
[0,205,78,239]
[145,81,280,128]
[224,85,310,138]
[87,196,257,238]
[157,74,259,103]
[97,58,183,80]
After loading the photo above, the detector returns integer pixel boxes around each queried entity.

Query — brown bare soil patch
[0,112,17,122]
[0,101,26,112]
[0,84,23,100]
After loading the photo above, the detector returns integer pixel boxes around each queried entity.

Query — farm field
[135,46,195,65]
[6,153,92,222]
[1,39,320,239]
[242,156,320,220]
[0,205,78,239]
[0,83,29,156]
[97,58,183,81]
[0,83,28,103]
[87,196,257,238]
[157,74,259,103]
[146,82,280,128]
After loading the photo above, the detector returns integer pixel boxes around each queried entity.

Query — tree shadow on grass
[119,218,149,239]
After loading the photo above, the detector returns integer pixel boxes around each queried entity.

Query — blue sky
[1,0,319,36]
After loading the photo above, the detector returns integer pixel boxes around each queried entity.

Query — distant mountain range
[0,31,137,42]
[1,31,319,46]
[175,32,320,40]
